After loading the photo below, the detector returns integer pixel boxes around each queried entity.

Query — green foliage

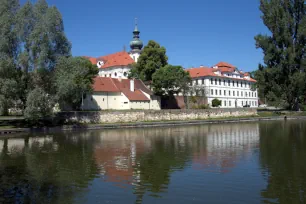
[212,98,222,107]
[254,0,306,110]
[54,57,98,110]
[24,87,54,122]
[151,65,191,96]
[129,40,168,81]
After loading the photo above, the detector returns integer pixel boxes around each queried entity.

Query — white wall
[130,101,150,109]
[83,92,130,110]
[129,52,140,63]
[98,66,131,79]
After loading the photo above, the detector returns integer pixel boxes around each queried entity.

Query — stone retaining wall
[58,108,257,124]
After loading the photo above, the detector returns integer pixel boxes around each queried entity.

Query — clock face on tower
[97,61,104,68]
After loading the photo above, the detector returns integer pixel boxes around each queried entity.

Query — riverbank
[1,114,305,135]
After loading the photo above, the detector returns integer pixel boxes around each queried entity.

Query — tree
[151,65,191,96]
[129,40,168,81]
[24,87,55,122]
[0,0,20,115]
[54,57,98,110]
[212,98,222,107]
[254,0,306,110]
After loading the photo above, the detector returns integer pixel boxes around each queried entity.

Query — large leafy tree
[129,40,168,82]
[0,0,20,115]
[152,65,191,96]
[255,0,306,109]
[54,57,98,110]
[16,0,71,93]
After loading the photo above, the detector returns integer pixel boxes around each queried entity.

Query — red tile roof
[186,66,256,82]
[214,62,236,68]
[92,77,152,101]
[85,51,134,69]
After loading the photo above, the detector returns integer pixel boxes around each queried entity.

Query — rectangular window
[242,101,243,106]
[232,81,235,87]
[241,82,243,87]
[124,102,128,104]
[219,90,221,95]
[237,81,239,86]
[246,92,248,97]
[233,91,235,96]
[195,80,198,85]
[229,91,231,96]
[237,91,239,97]
[241,91,243,97]
[202,79,204,84]
[245,82,246,87]
[215,79,217,85]
[224,101,227,106]
[255,93,257,97]
[224,90,226,96]
[252,92,254,97]
[219,79,221,85]
[215,90,218,95]
[229,101,232,106]
[211,89,213,95]
[255,101,257,106]
[228,80,230,86]
[211,78,213,84]
[224,80,226,86]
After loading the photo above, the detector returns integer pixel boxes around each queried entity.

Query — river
[0,120,306,204]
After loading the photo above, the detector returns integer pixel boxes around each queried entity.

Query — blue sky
[21,0,269,72]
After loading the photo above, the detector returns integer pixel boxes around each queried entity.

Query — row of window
[220,100,257,107]
[221,101,257,107]
[211,89,257,98]
[101,72,128,78]
[209,78,251,88]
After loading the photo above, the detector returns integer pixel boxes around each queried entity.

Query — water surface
[1,120,306,204]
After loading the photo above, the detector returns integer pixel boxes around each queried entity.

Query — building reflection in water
[91,123,260,198]
[0,122,260,203]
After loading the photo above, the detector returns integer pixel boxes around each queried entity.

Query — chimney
[130,79,135,92]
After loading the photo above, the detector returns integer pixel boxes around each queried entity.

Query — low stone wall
[58,108,257,124]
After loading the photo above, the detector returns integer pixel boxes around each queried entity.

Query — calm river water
[1,120,306,204]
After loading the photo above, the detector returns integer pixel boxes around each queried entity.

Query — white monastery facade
[187,62,258,108]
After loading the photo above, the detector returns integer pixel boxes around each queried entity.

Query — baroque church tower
[129,18,143,62]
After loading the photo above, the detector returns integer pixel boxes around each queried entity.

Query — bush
[24,88,55,123]
[212,98,222,107]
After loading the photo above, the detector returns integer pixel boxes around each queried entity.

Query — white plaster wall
[141,91,161,110]
[130,101,150,110]
[83,92,129,110]
[98,66,131,79]
[129,52,140,63]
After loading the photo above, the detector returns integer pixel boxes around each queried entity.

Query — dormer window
[97,61,104,68]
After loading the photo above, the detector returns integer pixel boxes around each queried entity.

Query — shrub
[212,98,222,107]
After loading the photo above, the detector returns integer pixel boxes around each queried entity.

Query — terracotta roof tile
[93,77,120,92]
[186,67,257,82]
[92,77,152,101]
[86,51,134,69]
[215,62,236,68]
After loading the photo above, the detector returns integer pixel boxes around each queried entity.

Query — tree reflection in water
[259,120,306,204]
[0,134,99,204]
